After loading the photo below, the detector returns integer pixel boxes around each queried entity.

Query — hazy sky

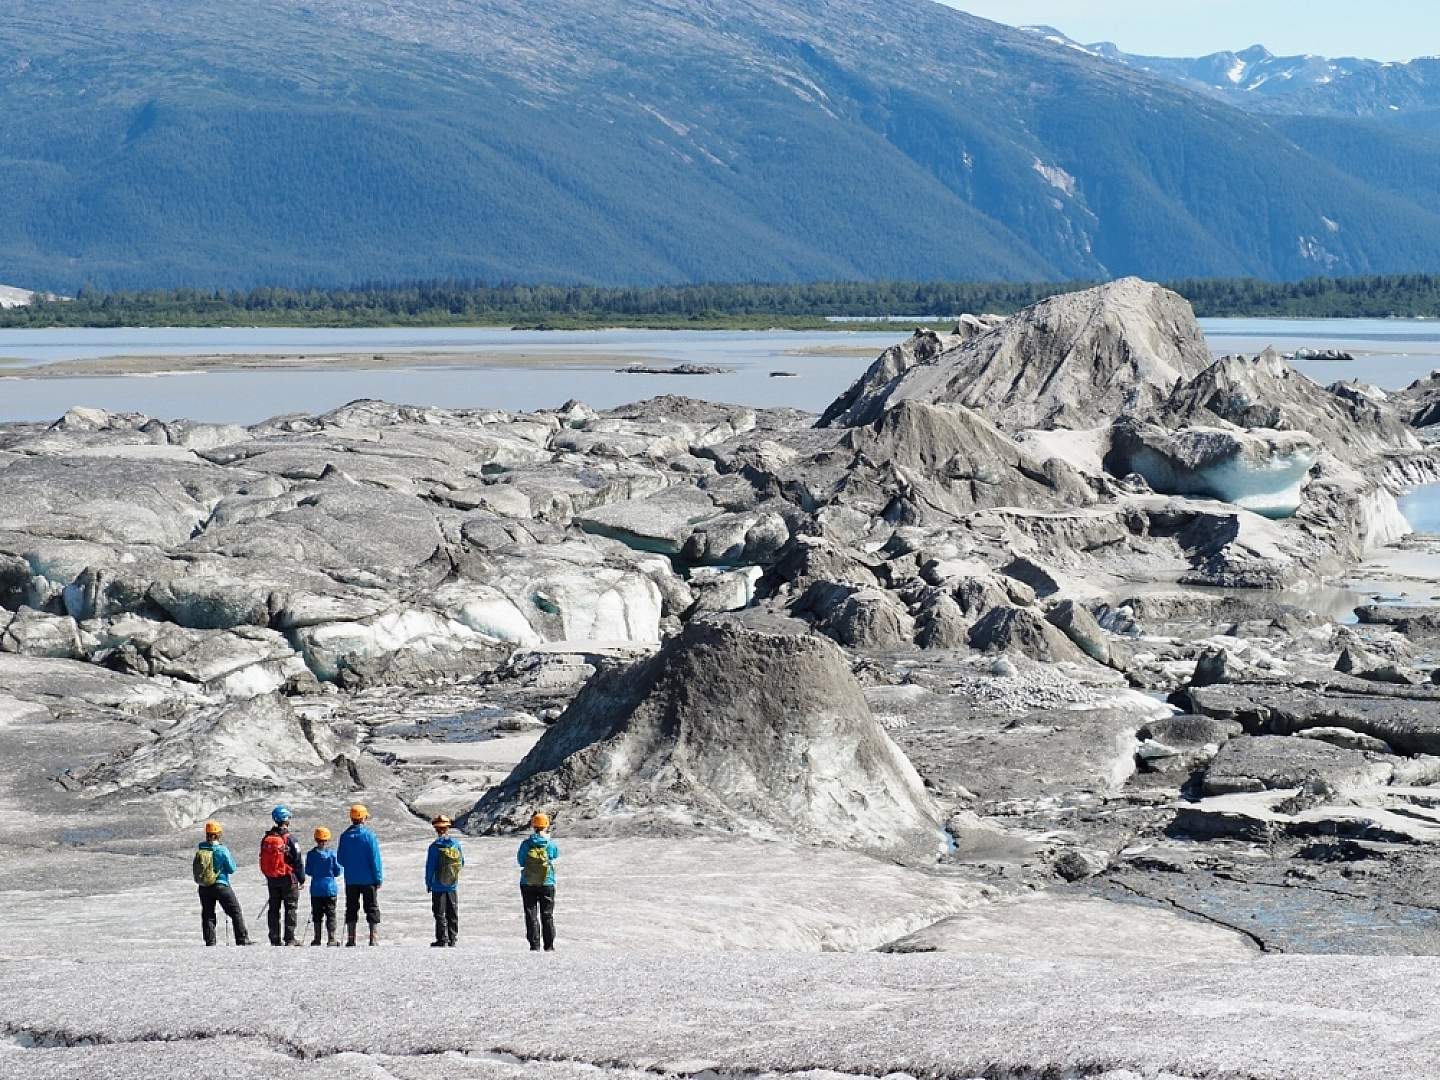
[943,1,1435,61]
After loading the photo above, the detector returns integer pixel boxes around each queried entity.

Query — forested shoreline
[7,274,1440,329]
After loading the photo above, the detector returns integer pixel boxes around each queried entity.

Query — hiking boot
[311,930,322,946]
[446,941,458,948]
[368,926,380,947]
[345,923,357,947]
[430,941,446,948]
[327,935,339,947]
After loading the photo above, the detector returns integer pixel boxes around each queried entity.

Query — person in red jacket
[259,804,306,946]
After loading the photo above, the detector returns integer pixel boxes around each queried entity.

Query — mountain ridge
[6,0,1440,289]
[1023,27,1440,117]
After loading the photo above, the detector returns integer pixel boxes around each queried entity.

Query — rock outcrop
[461,611,946,857]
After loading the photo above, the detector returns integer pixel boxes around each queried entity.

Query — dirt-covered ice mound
[821,277,1212,430]
[461,611,946,857]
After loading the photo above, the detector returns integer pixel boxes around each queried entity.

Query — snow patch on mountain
[1032,159,1077,197]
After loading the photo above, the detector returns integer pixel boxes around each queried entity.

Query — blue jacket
[305,847,342,897]
[517,833,558,887]
[337,824,383,886]
[197,841,236,886]
[425,835,465,894]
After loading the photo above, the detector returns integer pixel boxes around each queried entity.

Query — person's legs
[520,885,541,950]
[362,886,381,945]
[538,886,556,951]
[216,884,249,944]
[344,884,360,945]
[431,891,446,945]
[282,883,300,944]
[199,886,218,946]
[310,897,325,945]
[267,880,284,945]
[322,896,337,943]
[445,891,459,946]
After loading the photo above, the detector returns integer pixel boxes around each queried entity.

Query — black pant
[311,895,337,941]
[267,879,299,944]
[431,891,459,945]
[199,883,249,946]
[520,885,555,950]
[345,883,381,926]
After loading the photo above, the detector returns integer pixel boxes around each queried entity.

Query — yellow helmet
[314,826,332,842]
[431,815,452,830]
[349,803,369,822]
[204,820,223,837]
[531,812,550,830]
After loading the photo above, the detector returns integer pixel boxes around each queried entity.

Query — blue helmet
[271,804,292,825]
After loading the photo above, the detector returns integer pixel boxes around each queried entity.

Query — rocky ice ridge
[820,277,1214,430]
[816,312,1004,427]
[818,282,1431,553]
[68,694,365,829]
[5,276,1440,1011]
[1393,369,1440,430]
[0,399,746,696]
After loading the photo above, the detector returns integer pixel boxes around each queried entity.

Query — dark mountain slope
[6,0,1440,289]
[1277,117,1440,218]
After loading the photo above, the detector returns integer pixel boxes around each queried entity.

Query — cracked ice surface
[2,950,1439,1079]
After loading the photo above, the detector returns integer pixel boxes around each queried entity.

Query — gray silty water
[2,318,1440,423]
[1200,316,1440,389]
[0,328,896,422]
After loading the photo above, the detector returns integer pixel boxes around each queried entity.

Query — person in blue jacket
[193,819,252,946]
[304,826,342,946]
[517,812,559,952]
[337,803,383,946]
[424,814,465,947]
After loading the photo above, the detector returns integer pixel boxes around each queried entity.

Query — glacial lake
[1,317,1440,425]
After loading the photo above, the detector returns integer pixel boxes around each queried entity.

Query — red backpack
[260,833,291,879]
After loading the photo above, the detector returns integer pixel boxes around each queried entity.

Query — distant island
[6,274,1440,330]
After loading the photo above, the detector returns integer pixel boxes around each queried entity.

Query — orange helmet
[531,812,551,830]
[349,804,369,822]
[432,815,452,830]
[314,826,332,842]
[203,820,223,837]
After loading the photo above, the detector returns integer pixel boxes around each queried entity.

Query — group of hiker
[192,803,559,951]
